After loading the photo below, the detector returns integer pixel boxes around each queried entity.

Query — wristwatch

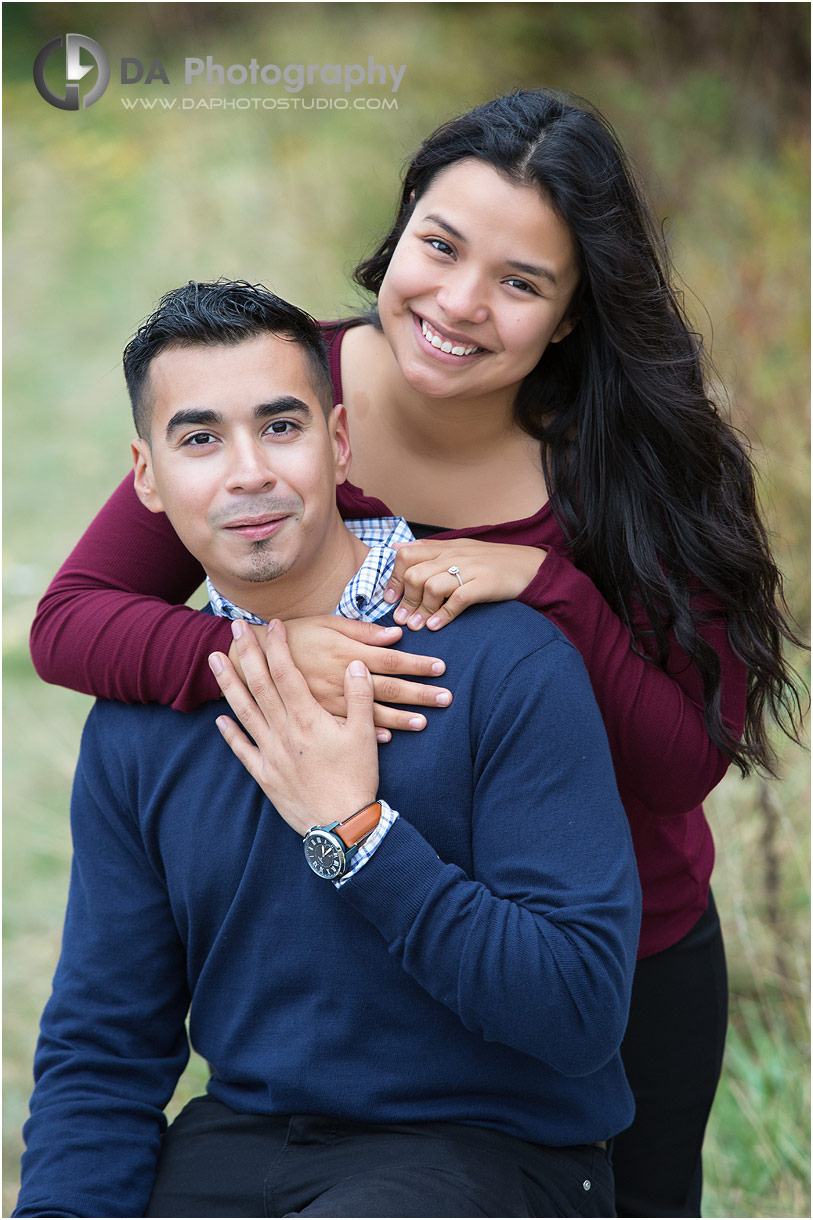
[303,801,382,880]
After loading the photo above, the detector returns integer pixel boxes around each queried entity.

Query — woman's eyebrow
[422,212,466,243]
[505,258,559,287]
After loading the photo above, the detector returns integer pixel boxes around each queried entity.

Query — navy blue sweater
[16,602,640,1218]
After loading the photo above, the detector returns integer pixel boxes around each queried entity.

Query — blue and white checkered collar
[206,517,414,625]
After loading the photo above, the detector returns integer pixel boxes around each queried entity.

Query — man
[15,280,640,1219]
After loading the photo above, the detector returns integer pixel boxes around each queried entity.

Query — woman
[30,90,802,1216]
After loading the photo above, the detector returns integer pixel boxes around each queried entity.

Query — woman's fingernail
[383,587,397,603]
[208,653,223,675]
[349,660,367,677]
[427,616,441,629]
[407,613,423,629]
[435,691,451,706]
[267,619,276,632]
[409,715,426,730]
[231,620,243,640]
[376,731,391,743]
[382,626,401,637]
[431,661,446,675]
[393,607,408,625]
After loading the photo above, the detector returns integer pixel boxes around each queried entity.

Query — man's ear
[131,438,165,513]
[329,404,352,487]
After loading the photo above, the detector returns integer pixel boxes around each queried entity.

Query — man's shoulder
[392,600,576,667]
[82,697,218,762]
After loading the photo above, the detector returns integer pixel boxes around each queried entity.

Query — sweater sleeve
[29,474,233,712]
[14,708,191,1219]
[518,547,748,816]
[339,638,642,1077]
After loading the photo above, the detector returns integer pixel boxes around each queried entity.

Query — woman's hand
[383,539,546,630]
[228,614,451,742]
[210,620,378,836]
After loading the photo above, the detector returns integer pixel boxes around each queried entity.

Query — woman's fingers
[371,674,452,710]
[393,567,468,626]
[358,643,447,678]
[424,589,473,629]
[383,539,430,606]
[384,541,544,631]
[322,616,405,646]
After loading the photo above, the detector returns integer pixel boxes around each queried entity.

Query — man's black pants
[145,1097,614,1217]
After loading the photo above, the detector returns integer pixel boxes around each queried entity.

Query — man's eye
[267,420,299,436]
[185,432,216,446]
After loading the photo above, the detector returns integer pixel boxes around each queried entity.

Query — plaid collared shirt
[206,516,414,627]
[207,516,413,885]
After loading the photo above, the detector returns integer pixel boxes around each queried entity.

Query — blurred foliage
[3,3,809,1216]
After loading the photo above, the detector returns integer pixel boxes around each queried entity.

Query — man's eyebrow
[254,396,313,421]
[165,408,222,439]
[165,397,313,440]
[422,212,560,287]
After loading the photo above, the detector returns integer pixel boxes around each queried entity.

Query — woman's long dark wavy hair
[354,88,805,776]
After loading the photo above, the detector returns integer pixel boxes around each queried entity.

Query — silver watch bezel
[303,828,347,879]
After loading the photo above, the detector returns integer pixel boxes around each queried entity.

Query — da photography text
[33,33,407,111]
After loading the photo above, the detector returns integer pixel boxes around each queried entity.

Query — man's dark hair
[123,279,334,438]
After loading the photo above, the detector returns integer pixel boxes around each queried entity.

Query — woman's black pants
[613,892,729,1217]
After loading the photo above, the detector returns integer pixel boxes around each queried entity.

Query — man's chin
[237,562,287,584]
[208,554,290,596]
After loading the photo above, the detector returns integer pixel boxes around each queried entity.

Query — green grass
[701,744,811,1217]
[3,4,809,1215]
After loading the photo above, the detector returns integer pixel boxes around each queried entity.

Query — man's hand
[227,615,452,742]
[210,619,379,836]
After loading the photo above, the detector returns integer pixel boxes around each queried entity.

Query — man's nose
[224,437,277,494]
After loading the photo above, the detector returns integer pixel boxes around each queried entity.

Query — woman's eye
[427,237,454,256]
[505,277,538,295]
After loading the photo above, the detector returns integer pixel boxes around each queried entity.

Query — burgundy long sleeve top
[29,322,747,959]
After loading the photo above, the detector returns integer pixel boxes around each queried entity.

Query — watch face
[304,831,345,880]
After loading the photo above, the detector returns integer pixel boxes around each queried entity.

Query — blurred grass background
[3,3,809,1215]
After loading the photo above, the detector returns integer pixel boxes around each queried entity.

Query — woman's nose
[435,268,490,326]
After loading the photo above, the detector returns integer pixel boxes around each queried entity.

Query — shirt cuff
[333,799,399,889]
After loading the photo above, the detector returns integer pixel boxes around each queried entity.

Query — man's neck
[212,524,369,623]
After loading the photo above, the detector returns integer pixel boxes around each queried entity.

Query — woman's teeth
[421,319,481,357]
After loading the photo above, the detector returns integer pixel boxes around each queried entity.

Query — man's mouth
[223,515,290,542]
[418,316,485,358]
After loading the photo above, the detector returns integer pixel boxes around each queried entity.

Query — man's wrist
[333,800,398,888]
[333,800,382,847]
[302,800,398,884]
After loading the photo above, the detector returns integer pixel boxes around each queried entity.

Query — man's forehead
[149,333,314,394]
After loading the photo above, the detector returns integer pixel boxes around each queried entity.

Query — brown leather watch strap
[335,801,382,848]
